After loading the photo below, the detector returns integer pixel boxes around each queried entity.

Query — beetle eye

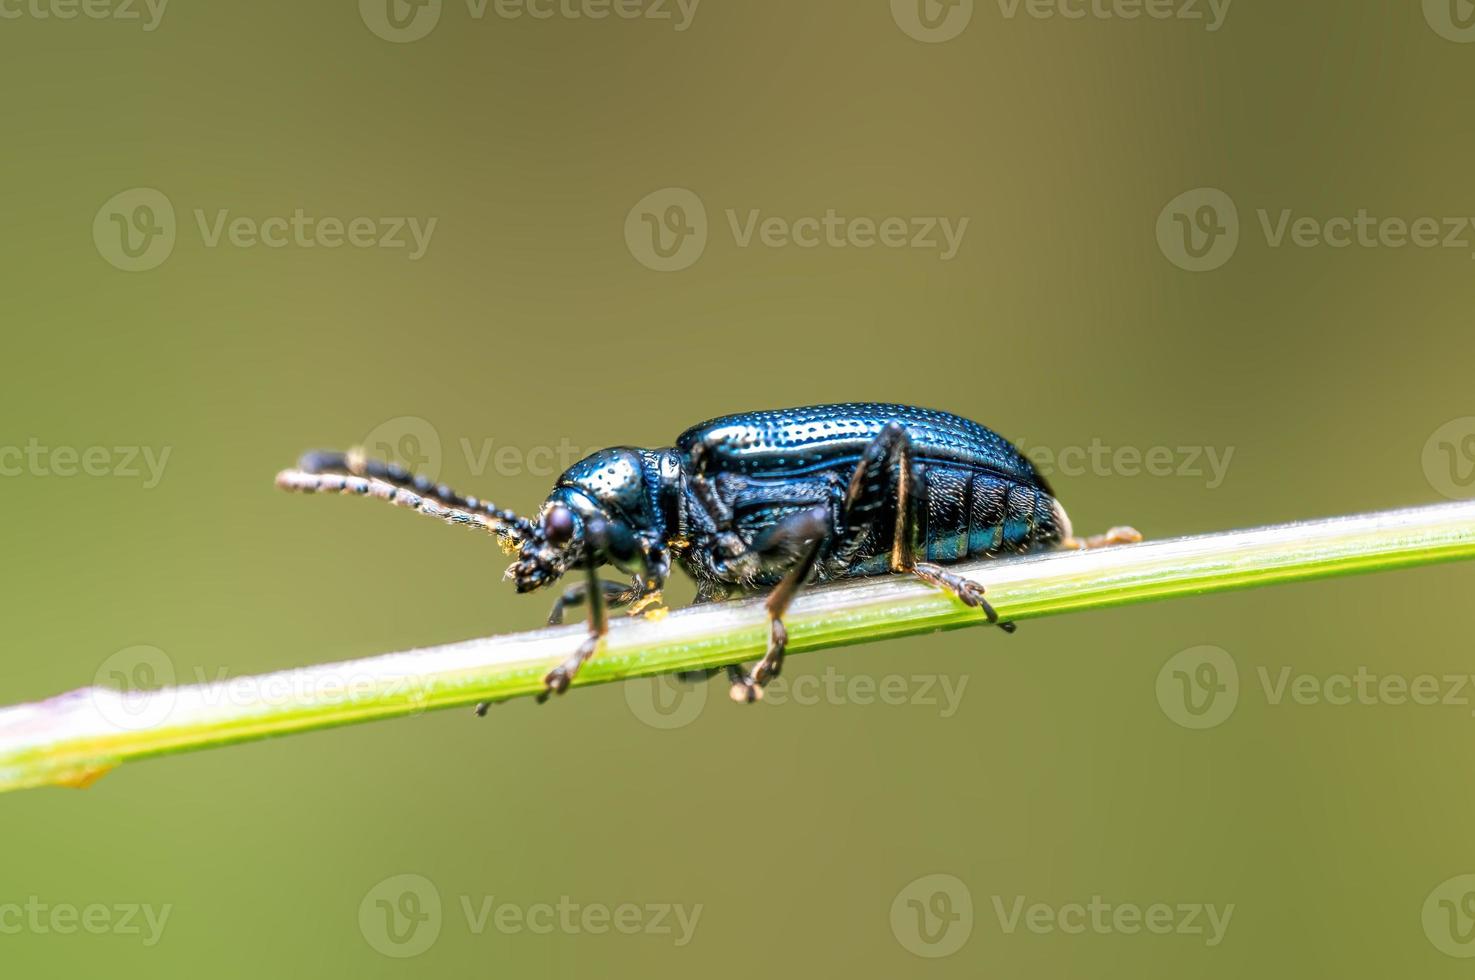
[543,505,575,546]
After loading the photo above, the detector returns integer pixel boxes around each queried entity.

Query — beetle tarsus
[1062,525,1143,551]
[913,561,1013,631]
[539,618,603,702]
[726,665,762,703]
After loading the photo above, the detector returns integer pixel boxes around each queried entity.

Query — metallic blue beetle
[277,403,1138,706]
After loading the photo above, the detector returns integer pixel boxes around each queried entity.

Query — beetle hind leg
[1060,526,1143,551]
[1052,501,1142,551]
[845,422,1016,631]
[912,562,1014,633]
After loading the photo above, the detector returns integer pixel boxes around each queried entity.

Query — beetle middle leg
[545,579,643,626]
[726,505,832,702]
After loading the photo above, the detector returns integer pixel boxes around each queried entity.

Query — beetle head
[506,449,654,593]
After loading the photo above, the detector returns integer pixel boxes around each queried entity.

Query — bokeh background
[5,1,1475,976]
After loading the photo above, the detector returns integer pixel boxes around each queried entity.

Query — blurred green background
[5,0,1475,976]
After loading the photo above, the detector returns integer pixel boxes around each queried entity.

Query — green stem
[4,501,1474,794]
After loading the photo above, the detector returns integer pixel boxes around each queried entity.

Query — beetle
[275,403,1139,707]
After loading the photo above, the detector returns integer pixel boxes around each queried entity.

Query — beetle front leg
[533,516,622,704]
[472,574,634,715]
[537,554,609,703]
[727,505,832,703]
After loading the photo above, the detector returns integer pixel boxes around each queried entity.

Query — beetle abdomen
[919,466,1061,562]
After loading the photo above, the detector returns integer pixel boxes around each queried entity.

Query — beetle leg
[693,582,730,605]
[673,667,721,684]
[472,578,643,714]
[535,549,610,704]
[1060,526,1143,550]
[1052,501,1142,551]
[912,562,1013,633]
[545,578,641,626]
[843,422,1015,631]
[686,438,737,532]
[726,664,760,701]
[727,505,832,702]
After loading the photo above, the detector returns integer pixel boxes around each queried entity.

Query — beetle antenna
[276,449,537,544]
